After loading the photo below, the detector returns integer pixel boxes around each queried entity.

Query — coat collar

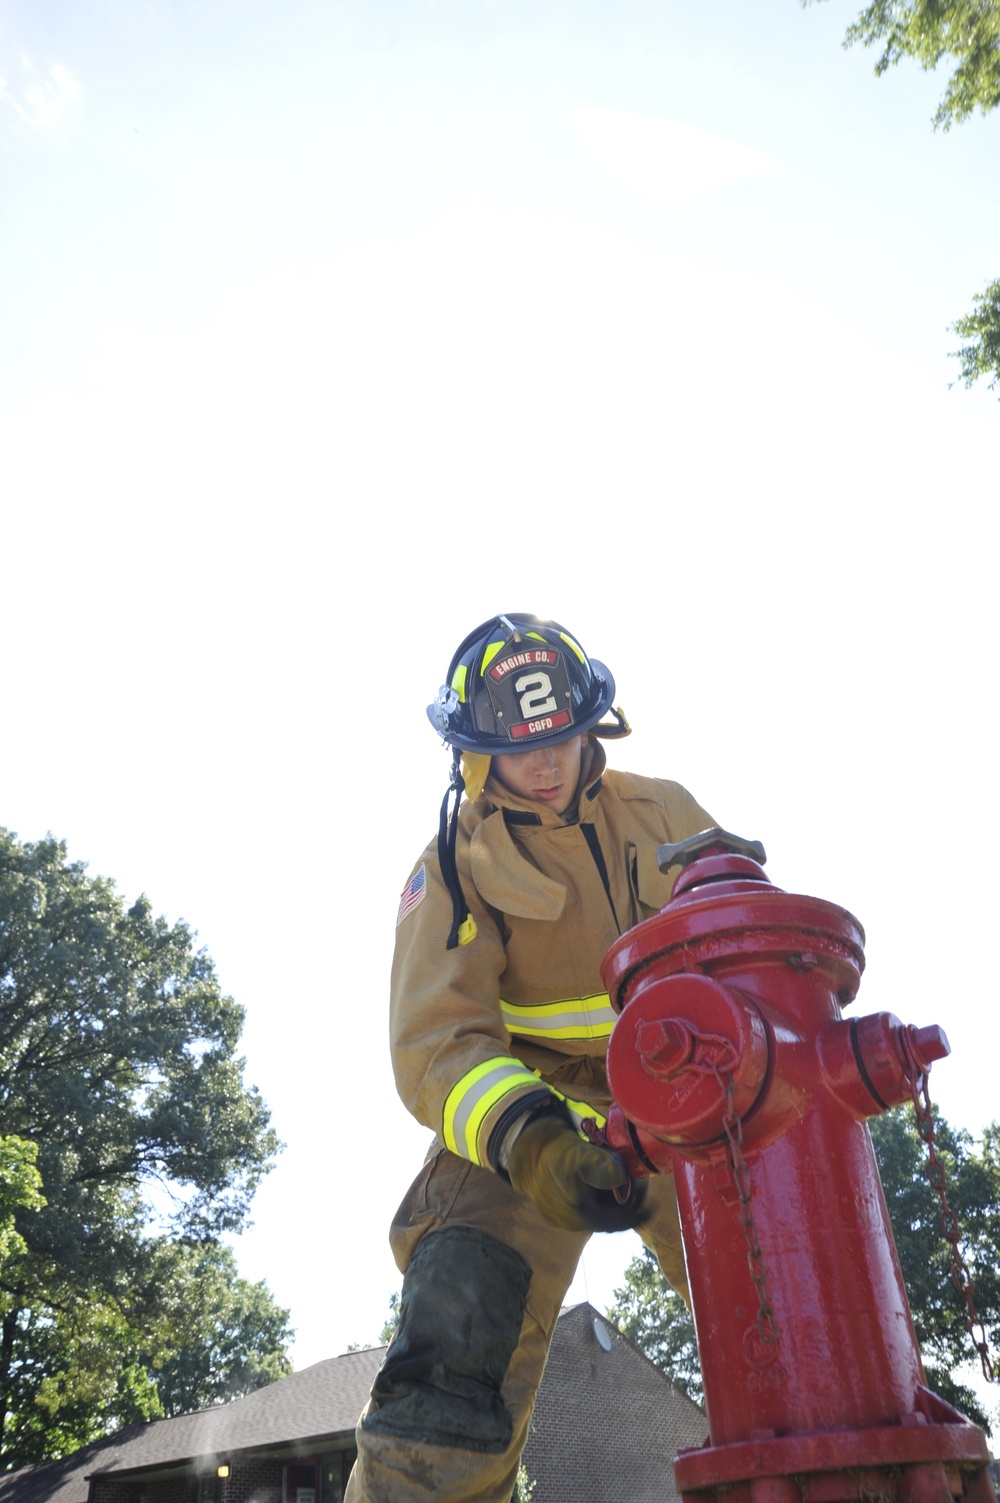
[477,739,606,829]
[464,743,607,918]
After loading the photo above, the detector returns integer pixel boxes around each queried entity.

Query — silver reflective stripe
[442,1056,541,1165]
[500,992,617,1040]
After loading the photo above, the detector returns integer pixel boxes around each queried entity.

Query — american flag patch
[396,864,427,926]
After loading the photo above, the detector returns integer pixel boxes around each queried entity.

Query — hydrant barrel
[677,1097,925,1440]
[601,831,995,1501]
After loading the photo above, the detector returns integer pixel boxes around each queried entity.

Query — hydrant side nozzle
[817,1015,950,1120]
[607,975,769,1145]
[909,1024,950,1071]
[602,1104,673,1178]
[818,1017,891,1120]
[824,1014,953,1116]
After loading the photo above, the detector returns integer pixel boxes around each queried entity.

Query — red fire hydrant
[600,830,996,1503]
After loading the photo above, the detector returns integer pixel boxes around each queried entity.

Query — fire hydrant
[600,829,996,1503]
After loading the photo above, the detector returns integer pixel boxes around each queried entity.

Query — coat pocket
[627,841,678,920]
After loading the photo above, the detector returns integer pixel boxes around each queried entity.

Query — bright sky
[1,0,997,1419]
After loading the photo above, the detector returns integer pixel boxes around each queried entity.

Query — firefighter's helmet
[427,613,624,754]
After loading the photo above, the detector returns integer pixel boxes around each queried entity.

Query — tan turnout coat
[391,741,713,1170]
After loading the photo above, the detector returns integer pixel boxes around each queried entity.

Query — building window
[283,1462,316,1503]
[320,1452,356,1503]
[280,1451,355,1503]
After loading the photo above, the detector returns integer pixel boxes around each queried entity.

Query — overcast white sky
[1,0,997,1420]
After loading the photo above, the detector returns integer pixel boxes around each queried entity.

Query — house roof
[0,1348,384,1503]
[0,1303,706,1503]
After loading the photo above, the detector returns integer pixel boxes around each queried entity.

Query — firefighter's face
[493,734,586,816]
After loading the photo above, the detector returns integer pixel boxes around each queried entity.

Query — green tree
[826,0,1000,129]
[606,1108,999,1430]
[511,1461,536,1502]
[868,1107,999,1429]
[950,277,1000,391]
[2,1289,166,1464]
[606,1253,702,1406]
[145,1242,293,1417]
[0,1243,293,1462]
[0,828,284,1464]
[378,1292,401,1346]
[0,1138,44,1274]
[807,0,1000,393]
[347,1290,400,1353]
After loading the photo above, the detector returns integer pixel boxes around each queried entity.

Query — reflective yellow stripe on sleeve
[547,1084,607,1134]
[442,1057,543,1165]
[499,992,617,1041]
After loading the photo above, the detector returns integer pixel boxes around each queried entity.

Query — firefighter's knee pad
[362,1225,532,1454]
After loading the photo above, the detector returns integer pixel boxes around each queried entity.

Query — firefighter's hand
[507,1108,647,1233]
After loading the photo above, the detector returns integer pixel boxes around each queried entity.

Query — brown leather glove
[506,1106,647,1232]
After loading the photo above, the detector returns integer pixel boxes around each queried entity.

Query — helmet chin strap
[438,751,477,949]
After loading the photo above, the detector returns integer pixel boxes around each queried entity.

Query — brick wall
[91,1455,284,1503]
[92,1475,198,1503]
[220,1456,283,1503]
[90,1448,360,1503]
[521,1306,707,1503]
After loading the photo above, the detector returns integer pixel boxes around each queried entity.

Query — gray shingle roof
[0,1304,706,1503]
[0,1349,384,1503]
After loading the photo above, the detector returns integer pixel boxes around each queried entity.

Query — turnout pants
[344,1140,688,1503]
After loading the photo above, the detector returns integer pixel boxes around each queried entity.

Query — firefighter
[345,614,714,1503]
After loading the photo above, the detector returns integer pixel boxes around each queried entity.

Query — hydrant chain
[901,1036,996,1384]
[716,1067,778,1349]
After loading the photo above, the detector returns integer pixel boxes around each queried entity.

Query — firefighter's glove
[506,1106,647,1233]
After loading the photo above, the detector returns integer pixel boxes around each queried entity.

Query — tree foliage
[145,1243,293,1418]
[511,1461,537,1502]
[606,1107,999,1431]
[378,1292,401,1347]
[0,828,288,1465]
[831,0,1000,130]
[3,1287,166,1463]
[0,829,278,1241]
[0,1243,293,1463]
[807,0,1000,395]
[0,1138,44,1275]
[606,1254,702,1406]
[950,277,1000,390]
[346,1292,400,1354]
[868,1107,999,1429]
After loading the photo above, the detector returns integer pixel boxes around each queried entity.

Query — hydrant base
[675,1417,996,1502]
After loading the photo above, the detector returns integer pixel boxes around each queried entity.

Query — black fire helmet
[427,614,630,947]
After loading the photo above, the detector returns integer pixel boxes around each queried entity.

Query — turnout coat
[391,740,713,1172]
